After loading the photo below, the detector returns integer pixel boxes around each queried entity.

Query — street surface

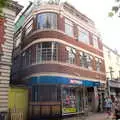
[62,113,113,120]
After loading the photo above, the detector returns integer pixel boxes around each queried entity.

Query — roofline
[103,43,120,57]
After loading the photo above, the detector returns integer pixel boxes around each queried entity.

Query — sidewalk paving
[63,113,112,120]
[85,113,108,120]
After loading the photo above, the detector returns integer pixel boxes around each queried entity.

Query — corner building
[12,2,106,119]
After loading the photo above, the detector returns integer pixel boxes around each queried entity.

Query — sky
[15,0,120,53]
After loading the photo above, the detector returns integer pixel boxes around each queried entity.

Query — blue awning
[27,76,100,87]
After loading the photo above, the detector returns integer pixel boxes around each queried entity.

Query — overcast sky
[15,0,120,52]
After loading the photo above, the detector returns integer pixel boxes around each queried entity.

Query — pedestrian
[104,96,112,117]
[113,100,120,120]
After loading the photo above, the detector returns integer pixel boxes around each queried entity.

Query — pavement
[62,113,113,120]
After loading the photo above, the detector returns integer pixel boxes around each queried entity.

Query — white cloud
[15,0,120,52]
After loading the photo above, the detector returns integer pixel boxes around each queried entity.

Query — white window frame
[93,35,98,48]
[78,26,89,44]
[65,18,74,37]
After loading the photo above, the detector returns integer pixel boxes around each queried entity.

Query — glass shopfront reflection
[61,85,86,115]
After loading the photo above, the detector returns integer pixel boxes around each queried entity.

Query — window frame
[92,35,98,49]
[37,12,57,30]
[78,26,89,44]
[65,18,74,37]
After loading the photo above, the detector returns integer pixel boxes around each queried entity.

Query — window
[15,32,21,47]
[66,47,76,64]
[95,58,102,72]
[65,19,73,37]
[36,42,58,63]
[78,27,89,44]
[92,35,98,48]
[80,52,93,70]
[25,19,33,35]
[37,13,57,29]
[32,85,58,102]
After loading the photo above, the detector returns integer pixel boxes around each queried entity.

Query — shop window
[78,26,89,44]
[80,52,93,69]
[95,57,102,72]
[36,42,58,63]
[25,19,33,35]
[92,35,98,49]
[62,87,77,114]
[66,46,76,64]
[32,85,58,102]
[65,18,73,37]
[37,13,57,29]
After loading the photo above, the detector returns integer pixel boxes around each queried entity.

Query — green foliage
[108,0,120,17]
[0,0,10,17]
[108,12,114,17]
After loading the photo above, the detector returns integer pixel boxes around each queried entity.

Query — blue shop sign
[27,76,100,87]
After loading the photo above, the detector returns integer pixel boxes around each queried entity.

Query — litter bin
[0,112,8,120]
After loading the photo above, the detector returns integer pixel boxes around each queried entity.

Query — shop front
[27,76,100,119]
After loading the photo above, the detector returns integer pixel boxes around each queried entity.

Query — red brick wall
[21,64,106,82]
[23,31,103,57]
[0,18,5,44]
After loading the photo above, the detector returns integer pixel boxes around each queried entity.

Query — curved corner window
[37,13,57,29]
[66,47,76,64]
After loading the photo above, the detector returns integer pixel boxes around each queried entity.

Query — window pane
[93,35,98,48]
[78,27,89,44]
[65,19,73,37]
[32,85,58,102]
[37,13,57,29]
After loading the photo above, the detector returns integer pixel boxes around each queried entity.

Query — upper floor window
[15,32,21,47]
[66,47,76,64]
[78,27,89,44]
[65,19,73,37]
[25,19,33,35]
[37,13,57,29]
[95,57,102,72]
[36,42,58,63]
[92,35,98,48]
[80,52,93,70]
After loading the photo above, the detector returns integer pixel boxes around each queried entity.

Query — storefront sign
[63,108,76,113]
[70,80,82,85]
[109,80,120,88]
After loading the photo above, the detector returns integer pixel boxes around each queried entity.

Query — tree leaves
[0,0,10,17]
[108,12,114,17]
[112,6,119,13]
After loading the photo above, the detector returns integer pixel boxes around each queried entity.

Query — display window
[62,86,77,114]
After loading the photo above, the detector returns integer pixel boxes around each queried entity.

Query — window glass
[65,19,73,37]
[15,32,21,47]
[93,35,98,48]
[36,42,58,63]
[80,52,93,70]
[78,27,89,44]
[95,58,101,72]
[62,87,77,114]
[37,13,57,29]
[32,85,58,102]
[66,47,76,64]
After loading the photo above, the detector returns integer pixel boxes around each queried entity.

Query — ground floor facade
[8,75,106,120]
[27,76,105,119]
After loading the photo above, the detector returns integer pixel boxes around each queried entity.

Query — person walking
[104,96,112,117]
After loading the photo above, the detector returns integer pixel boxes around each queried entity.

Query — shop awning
[27,76,100,87]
